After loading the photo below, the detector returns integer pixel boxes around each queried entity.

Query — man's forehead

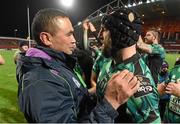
[55,17,69,26]
[146,31,153,35]
[55,17,74,31]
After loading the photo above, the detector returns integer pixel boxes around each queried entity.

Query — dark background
[0,0,111,38]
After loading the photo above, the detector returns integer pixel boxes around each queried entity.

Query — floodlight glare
[99,13,103,16]
[61,0,73,8]
[78,22,82,25]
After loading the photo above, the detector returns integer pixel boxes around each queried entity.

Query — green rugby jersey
[150,44,166,59]
[163,65,180,123]
[143,44,166,62]
[92,53,111,77]
[96,53,161,123]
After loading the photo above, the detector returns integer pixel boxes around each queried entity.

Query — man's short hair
[161,60,169,69]
[19,41,28,47]
[31,8,68,46]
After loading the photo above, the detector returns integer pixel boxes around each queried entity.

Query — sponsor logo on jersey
[134,75,153,98]
[169,95,180,115]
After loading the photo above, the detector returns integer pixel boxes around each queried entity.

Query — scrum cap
[101,8,143,53]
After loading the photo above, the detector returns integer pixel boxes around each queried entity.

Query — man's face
[98,25,109,42]
[20,45,29,52]
[99,25,112,57]
[159,67,168,76]
[144,31,155,44]
[49,17,76,55]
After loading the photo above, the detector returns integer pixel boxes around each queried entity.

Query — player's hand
[157,82,166,95]
[82,19,89,30]
[166,82,180,97]
[89,22,96,32]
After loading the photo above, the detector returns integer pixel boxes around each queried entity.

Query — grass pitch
[0,50,26,122]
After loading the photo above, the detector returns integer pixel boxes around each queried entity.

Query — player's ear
[39,32,53,46]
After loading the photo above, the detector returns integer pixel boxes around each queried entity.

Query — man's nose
[71,35,76,43]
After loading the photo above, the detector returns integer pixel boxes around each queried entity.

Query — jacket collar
[26,45,77,70]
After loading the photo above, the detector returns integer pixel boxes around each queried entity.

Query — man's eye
[67,32,74,36]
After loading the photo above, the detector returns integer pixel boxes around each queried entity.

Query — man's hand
[104,70,140,109]
[166,82,180,97]
[0,54,5,65]
[157,83,166,96]
[137,35,144,47]
[89,22,96,32]
[90,45,99,52]
[82,19,89,30]
[136,35,152,53]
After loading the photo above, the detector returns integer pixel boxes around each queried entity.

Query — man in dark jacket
[16,8,139,123]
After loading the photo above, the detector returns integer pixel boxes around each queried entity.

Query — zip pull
[73,69,87,88]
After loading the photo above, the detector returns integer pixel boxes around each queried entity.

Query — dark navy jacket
[16,46,118,123]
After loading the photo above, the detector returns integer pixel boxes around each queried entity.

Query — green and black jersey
[143,44,166,62]
[96,53,161,123]
[92,53,111,78]
[142,44,166,85]
[150,44,165,59]
[163,64,180,123]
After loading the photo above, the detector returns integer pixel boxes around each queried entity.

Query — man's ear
[39,32,52,46]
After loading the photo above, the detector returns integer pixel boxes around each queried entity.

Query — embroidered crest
[128,12,135,22]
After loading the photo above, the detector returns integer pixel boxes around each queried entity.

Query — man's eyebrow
[67,30,74,35]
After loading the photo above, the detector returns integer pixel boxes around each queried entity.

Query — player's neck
[114,44,136,63]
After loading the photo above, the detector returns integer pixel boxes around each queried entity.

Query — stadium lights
[132,3,136,6]
[77,22,82,26]
[162,11,165,14]
[60,0,74,8]
[146,0,150,3]
[125,0,157,8]
[128,4,132,7]
[138,1,143,5]
[99,13,103,16]
[14,29,18,37]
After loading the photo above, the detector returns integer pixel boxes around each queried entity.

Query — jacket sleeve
[20,77,118,123]
[81,98,119,123]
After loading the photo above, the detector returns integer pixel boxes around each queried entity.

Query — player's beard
[102,36,112,58]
